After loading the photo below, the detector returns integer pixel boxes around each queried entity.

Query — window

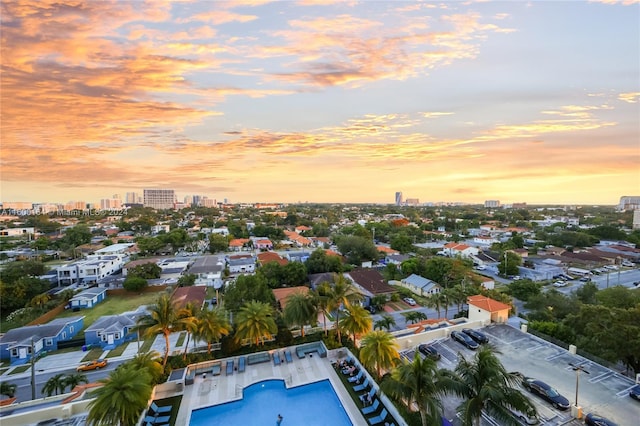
[45,338,53,346]
[115,333,120,340]
[70,326,74,333]
[11,349,17,357]
[62,332,67,339]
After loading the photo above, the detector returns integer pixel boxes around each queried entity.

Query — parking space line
[616,385,635,397]
[526,344,544,352]
[545,352,565,361]
[588,371,613,383]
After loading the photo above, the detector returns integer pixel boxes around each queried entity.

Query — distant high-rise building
[125,192,139,204]
[395,192,403,206]
[484,200,500,208]
[143,189,176,210]
[1,201,33,210]
[617,196,640,211]
[633,210,640,230]
[405,198,420,206]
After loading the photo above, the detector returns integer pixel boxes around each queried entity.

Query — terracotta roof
[376,246,399,254]
[467,295,510,312]
[229,238,250,247]
[171,286,207,310]
[257,251,288,266]
[273,286,309,310]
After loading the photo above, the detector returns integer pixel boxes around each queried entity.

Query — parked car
[450,330,479,350]
[365,305,377,314]
[584,413,618,426]
[553,281,567,288]
[475,265,486,271]
[522,377,570,410]
[77,358,108,372]
[418,344,441,361]
[403,297,417,306]
[462,328,489,344]
[629,384,640,400]
[508,407,539,425]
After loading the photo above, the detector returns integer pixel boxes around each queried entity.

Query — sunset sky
[1,0,639,206]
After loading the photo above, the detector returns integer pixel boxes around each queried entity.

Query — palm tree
[0,381,16,398]
[180,301,199,359]
[339,305,372,346]
[42,373,67,396]
[314,282,332,336]
[283,291,317,337]
[129,351,164,384]
[374,314,396,331]
[196,308,231,354]
[325,274,362,342]
[426,293,442,318]
[439,290,451,318]
[449,346,536,426]
[234,301,277,346]
[30,293,50,309]
[136,293,195,366]
[62,373,88,392]
[403,311,427,324]
[359,330,399,379]
[87,364,152,426]
[381,355,456,426]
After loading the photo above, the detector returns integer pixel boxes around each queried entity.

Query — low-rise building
[69,287,108,310]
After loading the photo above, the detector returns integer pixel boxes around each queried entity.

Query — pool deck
[175,349,367,425]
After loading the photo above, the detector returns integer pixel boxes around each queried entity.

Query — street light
[569,362,590,408]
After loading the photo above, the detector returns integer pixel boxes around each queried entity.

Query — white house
[442,242,479,258]
[399,274,441,296]
[467,295,511,324]
[57,255,125,286]
[473,235,499,245]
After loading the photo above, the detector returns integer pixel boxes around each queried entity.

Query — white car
[403,297,417,306]
[475,265,486,271]
[553,281,567,288]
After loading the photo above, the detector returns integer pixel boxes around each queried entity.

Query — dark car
[418,344,441,361]
[585,413,618,426]
[462,328,489,344]
[450,330,479,350]
[629,384,640,400]
[522,377,570,410]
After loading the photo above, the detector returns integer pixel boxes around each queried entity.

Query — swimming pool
[189,379,353,426]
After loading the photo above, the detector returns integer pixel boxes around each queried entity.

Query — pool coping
[174,346,367,425]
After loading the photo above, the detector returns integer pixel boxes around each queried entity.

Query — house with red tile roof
[443,242,479,258]
[467,295,511,324]
[273,286,309,310]
[228,238,251,251]
[284,230,312,247]
[257,251,288,266]
[376,245,399,255]
[254,238,273,251]
[295,225,312,233]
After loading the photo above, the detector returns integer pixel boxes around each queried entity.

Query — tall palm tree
[339,305,372,346]
[381,355,456,426]
[87,364,152,426]
[326,274,362,342]
[0,381,17,398]
[42,373,67,396]
[374,314,396,331]
[283,291,317,337]
[196,308,231,354]
[180,301,199,359]
[403,311,427,324]
[314,282,332,336]
[30,293,50,309]
[426,293,442,318]
[62,373,88,392]
[234,301,277,347]
[129,351,164,384]
[359,330,399,379]
[136,293,195,366]
[439,290,451,318]
[449,346,536,426]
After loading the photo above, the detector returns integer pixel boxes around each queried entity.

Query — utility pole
[569,362,590,409]
[31,339,36,400]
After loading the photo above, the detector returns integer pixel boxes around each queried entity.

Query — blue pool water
[189,379,353,426]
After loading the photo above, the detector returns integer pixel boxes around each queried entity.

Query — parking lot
[402,324,640,425]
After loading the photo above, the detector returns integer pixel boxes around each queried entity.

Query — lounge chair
[367,408,388,425]
[150,401,172,415]
[353,378,369,392]
[347,370,363,383]
[361,398,380,415]
[360,386,375,403]
[284,350,293,363]
[226,359,234,375]
[273,351,281,366]
[238,356,246,373]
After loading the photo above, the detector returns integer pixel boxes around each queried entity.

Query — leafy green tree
[334,235,379,265]
[506,279,541,302]
[61,225,92,248]
[137,293,195,366]
[370,294,388,312]
[42,373,67,396]
[449,346,536,426]
[1,276,49,312]
[127,263,161,279]
[87,364,152,426]
[305,249,342,274]
[498,252,522,276]
[359,330,400,379]
[339,305,372,346]
[196,308,231,354]
[0,260,48,285]
[390,233,414,253]
[208,233,229,253]
[134,236,164,255]
[575,281,598,304]
[281,261,307,287]
[374,314,396,331]
[177,273,196,287]
[596,286,640,309]
[223,274,275,312]
[282,291,317,337]
[381,355,454,426]
[234,301,278,346]
[30,293,50,309]
[123,276,147,292]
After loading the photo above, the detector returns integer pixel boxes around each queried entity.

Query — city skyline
[1,1,639,205]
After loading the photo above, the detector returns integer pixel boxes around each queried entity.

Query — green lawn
[57,292,162,329]
[8,365,31,375]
